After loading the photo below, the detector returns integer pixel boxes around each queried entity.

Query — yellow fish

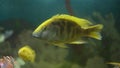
[18,45,36,63]
[32,14,103,48]
[107,62,120,68]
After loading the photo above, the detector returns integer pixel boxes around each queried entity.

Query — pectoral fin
[53,43,68,48]
[69,40,87,45]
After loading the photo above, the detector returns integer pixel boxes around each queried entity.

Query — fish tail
[85,24,103,40]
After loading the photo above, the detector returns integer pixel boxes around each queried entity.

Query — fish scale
[51,19,81,42]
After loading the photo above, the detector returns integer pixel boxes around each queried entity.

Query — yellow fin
[107,62,120,66]
[52,14,93,27]
[93,24,103,30]
[54,43,68,48]
[69,40,87,44]
[85,24,103,40]
[88,32,102,40]
[84,24,103,30]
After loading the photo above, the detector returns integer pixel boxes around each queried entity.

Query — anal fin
[53,43,68,48]
[69,40,87,45]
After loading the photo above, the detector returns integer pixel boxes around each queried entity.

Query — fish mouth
[32,32,40,38]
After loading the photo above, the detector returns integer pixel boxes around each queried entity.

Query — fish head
[32,23,58,41]
[32,29,42,38]
[32,26,49,40]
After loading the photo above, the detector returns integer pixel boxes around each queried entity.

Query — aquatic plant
[90,12,120,62]
[85,12,120,68]
[0,41,13,56]
[65,0,74,15]
[85,56,108,68]
[18,30,105,68]
[0,15,114,68]
[17,30,70,68]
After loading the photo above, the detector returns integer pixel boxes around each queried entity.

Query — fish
[107,62,120,68]
[32,14,103,48]
[18,45,36,63]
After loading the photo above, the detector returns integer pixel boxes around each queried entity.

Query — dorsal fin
[52,14,93,28]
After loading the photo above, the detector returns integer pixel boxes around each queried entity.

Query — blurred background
[0,0,120,68]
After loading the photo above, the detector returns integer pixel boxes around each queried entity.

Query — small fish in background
[32,14,103,48]
[18,45,36,63]
[107,62,120,68]
[0,27,14,43]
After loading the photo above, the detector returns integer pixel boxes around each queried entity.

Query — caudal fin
[85,24,103,40]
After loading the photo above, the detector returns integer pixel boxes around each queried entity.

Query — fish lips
[32,32,40,38]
